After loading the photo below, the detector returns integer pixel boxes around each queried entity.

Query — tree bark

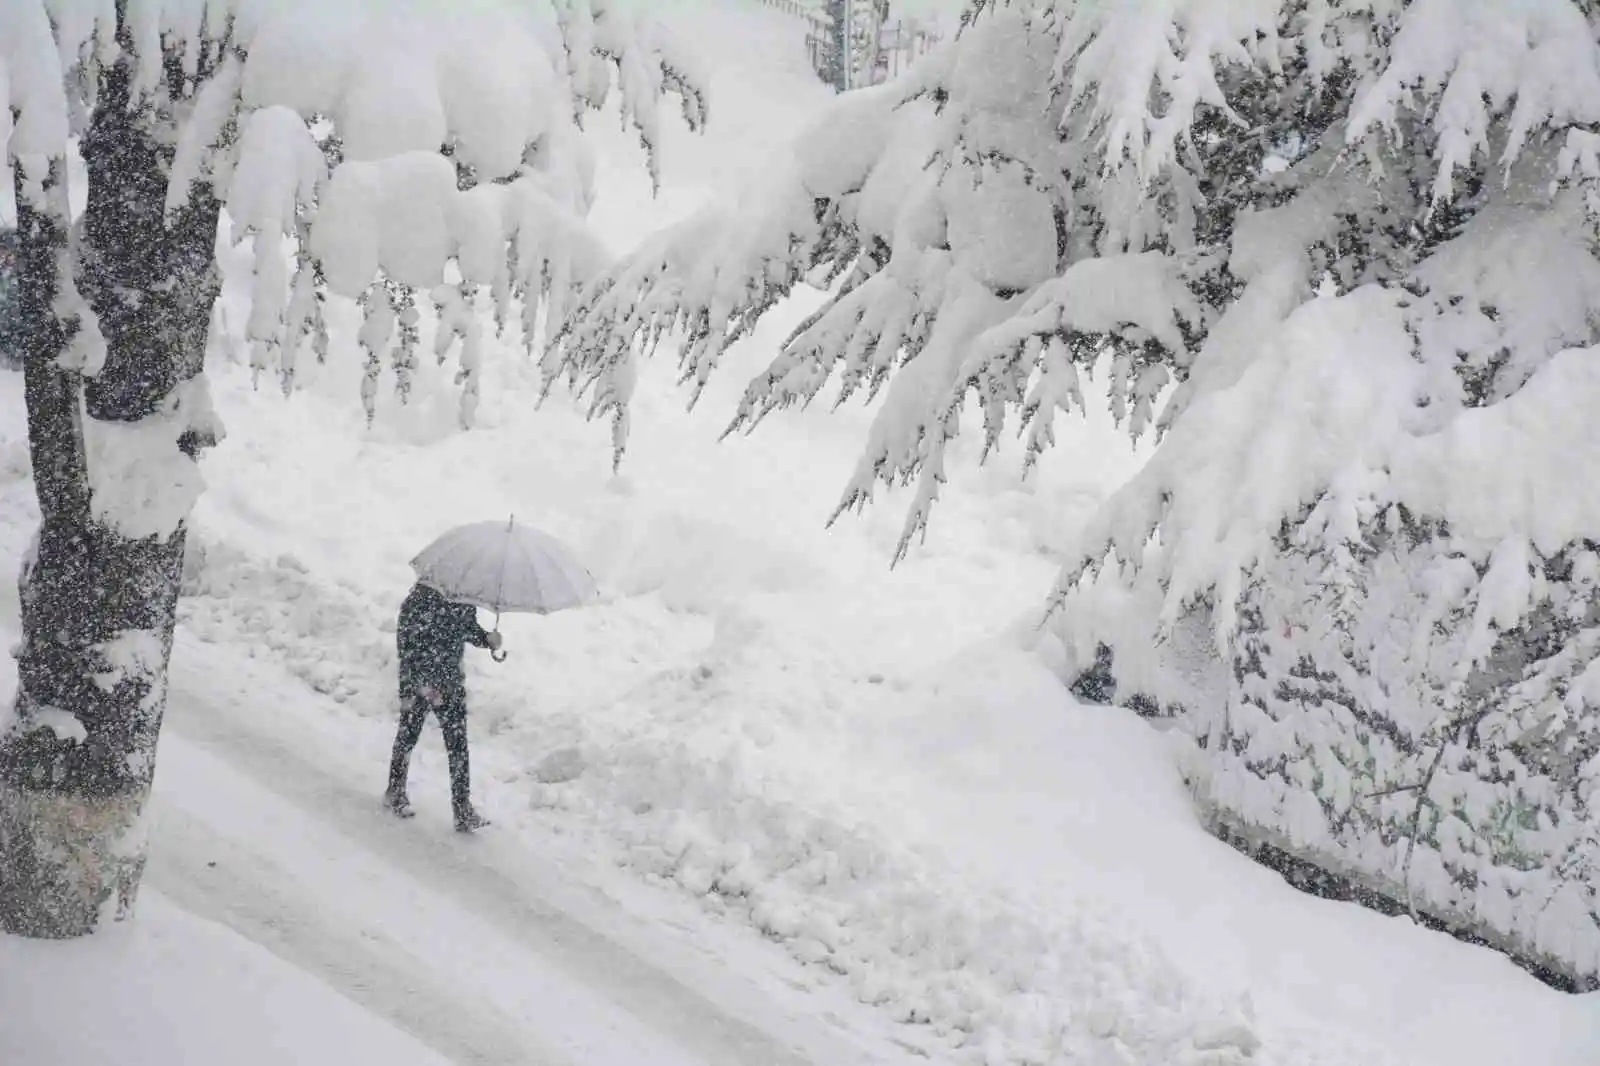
[0,10,223,937]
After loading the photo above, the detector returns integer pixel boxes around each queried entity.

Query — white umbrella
[410,517,597,659]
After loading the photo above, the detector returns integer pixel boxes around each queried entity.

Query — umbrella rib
[460,525,503,610]
[493,517,514,616]
[518,532,548,614]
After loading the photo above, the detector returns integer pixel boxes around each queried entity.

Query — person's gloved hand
[486,631,504,652]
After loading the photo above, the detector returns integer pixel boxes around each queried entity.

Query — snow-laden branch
[556,77,909,462]
[1053,0,1283,182]
[559,8,1083,560]
[4,0,710,427]
[558,0,1600,590]
[1342,0,1600,201]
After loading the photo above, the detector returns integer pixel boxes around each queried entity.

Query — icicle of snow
[1345,0,1600,202]
[390,285,419,404]
[355,283,394,424]
[244,235,289,384]
[51,246,107,377]
[1018,337,1085,475]
[456,315,482,430]
[434,277,485,428]
[226,107,324,386]
[1056,0,1280,181]
[123,0,167,103]
[166,55,244,212]
[559,0,602,114]
[2,0,74,158]
[227,106,325,239]
[839,272,1012,561]
[279,249,320,394]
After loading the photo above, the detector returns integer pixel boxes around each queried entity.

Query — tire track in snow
[147,804,554,1066]
[160,637,819,1066]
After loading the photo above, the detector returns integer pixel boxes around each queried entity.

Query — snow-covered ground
[4,2,1600,1064]
[0,890,453,1066]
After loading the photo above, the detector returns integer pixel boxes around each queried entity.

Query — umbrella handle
[489,610,507,663]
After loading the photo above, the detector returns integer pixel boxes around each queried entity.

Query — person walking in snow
[386,581,502,832]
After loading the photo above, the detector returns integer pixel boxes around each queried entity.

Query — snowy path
[149,798,549,1066]
[148,632,841,1066]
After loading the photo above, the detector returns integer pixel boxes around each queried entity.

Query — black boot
[454,805,490,833]
[384,786,415,819]
[439,708,484,832]
[386,744,416,819]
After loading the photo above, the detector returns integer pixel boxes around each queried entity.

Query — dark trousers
[388,693,471,816]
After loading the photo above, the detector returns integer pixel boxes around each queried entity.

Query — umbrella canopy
[410,517,597,616]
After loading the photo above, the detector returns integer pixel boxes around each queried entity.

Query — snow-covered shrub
[558,0,1600,985]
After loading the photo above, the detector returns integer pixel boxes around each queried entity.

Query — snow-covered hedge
[1075,328,1600,985]
[558,0,1600,985]
[1053,177,1600,990]
[1200,521,1600,988]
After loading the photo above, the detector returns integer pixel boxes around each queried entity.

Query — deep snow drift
[4,2,1599,1064]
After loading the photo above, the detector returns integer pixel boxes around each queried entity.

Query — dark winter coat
[396,582,493,710]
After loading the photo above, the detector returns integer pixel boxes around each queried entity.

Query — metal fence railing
[752,0,943,91]
[873,18,943,83]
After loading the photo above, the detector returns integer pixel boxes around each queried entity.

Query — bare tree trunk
[0,9,223,938]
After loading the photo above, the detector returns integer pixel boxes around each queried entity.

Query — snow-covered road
[150,630,898,1066]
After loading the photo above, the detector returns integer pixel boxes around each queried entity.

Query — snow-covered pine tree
[557,0,1600,985]
[0,0,705,939]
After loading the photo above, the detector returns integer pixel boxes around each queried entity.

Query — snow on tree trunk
[0,17,219,939]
